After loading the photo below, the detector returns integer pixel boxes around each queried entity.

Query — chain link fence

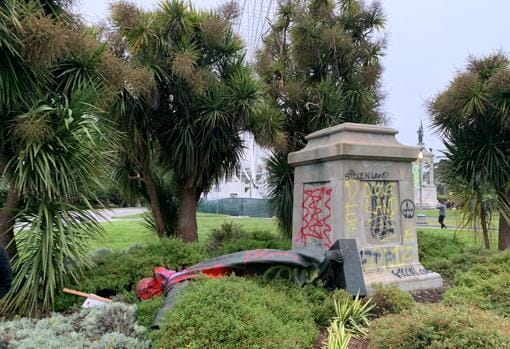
[198,198,275,218]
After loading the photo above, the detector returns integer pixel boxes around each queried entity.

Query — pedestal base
[363,264,443,294]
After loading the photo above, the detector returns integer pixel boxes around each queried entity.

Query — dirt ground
[411,286,446,303]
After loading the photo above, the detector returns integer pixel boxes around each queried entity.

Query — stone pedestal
[414,185,438,209]
[288,123,442,292]
[413,148,438,208]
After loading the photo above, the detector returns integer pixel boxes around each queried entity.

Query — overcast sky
[74,0,510,155]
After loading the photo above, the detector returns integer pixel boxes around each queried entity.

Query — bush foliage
[55,238,208,311]
[368,304,510,349]
[417,231,495,281]
[156,276,318,349]
[56,227,291,313]
[135,296,165,329]
[417,231,466,266]
[261,279,352,326]
[369,283,415,317]
[442,251,510,317]
[205,222,290,255]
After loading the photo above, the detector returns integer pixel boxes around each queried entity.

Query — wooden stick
[63,288,113,303]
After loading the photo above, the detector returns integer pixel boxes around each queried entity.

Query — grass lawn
[91,220,158,250]
[417,208,499,228]
[94,210,498,251]
[417,227,499,249]
[94,212,278,250]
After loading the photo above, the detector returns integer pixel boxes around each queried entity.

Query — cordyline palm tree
[109,89,175,237]
[0,0,48,258]
[110,0,280,242]
[429,53,510,250]
[0,0,153,314]
[256,0,386,236]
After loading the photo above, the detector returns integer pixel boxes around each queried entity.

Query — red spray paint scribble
[297,186,333,248]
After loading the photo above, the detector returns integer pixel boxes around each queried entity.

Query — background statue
[417,121,424,145]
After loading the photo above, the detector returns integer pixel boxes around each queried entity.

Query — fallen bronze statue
[135,239,365,328]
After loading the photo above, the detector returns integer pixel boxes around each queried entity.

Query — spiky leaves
[2,88,111,315]
[0,1,152,314]
[267,152,294,236]
[257,0,386,236]
[112,0,275,241]
[429,53,510,250]
[0,1,47,112]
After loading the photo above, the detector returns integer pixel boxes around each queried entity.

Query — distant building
[205,132,271,200]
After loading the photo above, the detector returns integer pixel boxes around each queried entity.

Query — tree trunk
[498,189,510,250]
[480,208,491,250]
[0,183,19,258]
[177,186,198,242]
[143,170,166,238]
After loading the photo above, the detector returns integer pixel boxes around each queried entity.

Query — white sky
[74,0,510,155]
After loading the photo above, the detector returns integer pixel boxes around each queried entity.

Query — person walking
[0,245,12,299]
[437,201,447,229]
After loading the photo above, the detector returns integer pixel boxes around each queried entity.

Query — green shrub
[299,285,352,326]
[256,279,352,326]
[205,222,290,255]
[205,222,245,251]
[369,283,415,317]
[417,231,466,266]
[55,238,208,311]
[156,276,317,349]
[437,194,448,202]
[135,296,165,328]
[418,229,495,281]
[442,251,510,317]
[368,304,510,349]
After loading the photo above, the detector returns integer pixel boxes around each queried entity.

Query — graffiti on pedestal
[360,245,416,269]
[391,266,431,279]
[364,181,397,241]
[297,184,333,248]
[344,180,360,237]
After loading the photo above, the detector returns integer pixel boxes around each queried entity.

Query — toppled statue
[136,239,365,328]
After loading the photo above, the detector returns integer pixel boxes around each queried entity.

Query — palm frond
[3,202,102,315]
[267,152,294,237]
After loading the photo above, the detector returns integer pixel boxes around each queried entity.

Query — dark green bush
[135,296,165,328]
[205,222,245,251]
[55,238,208,311]
[417,231,496,281]
[205,222,290,255]
[300,285,352,326]
[368,304,510,349]
[437,194,448,202]
[369,283,415,317]
[417,230,466,266]
[156,276,317,349]
[56,225,291,312]
[442,251,510,317]
[258,279,352,326]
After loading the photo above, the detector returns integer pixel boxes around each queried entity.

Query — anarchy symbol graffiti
[400,199,415,219]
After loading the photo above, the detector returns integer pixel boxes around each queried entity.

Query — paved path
[14,207,147,231]
[417,223,498,231]
[88,207,147,222]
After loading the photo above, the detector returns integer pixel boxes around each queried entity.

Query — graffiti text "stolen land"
[344,170,389,181]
